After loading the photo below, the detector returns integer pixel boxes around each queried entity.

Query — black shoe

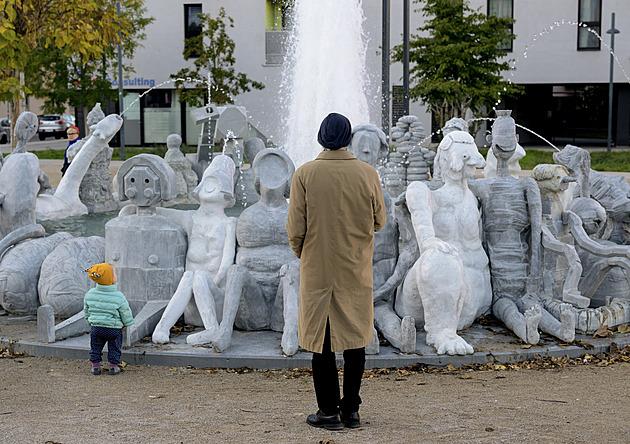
[109,366,121,375]
[341,411,361,428]
[91,366,101,375]
[306,410,344,430]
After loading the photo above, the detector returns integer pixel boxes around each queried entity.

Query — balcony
[265,30,289,65]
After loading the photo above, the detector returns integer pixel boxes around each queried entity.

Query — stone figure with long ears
[395,131,489,355]
[36,114,123,220]
[151,155,237,344]
[349,123,417,353]
[469,110,574,345]
[189,148,298,354]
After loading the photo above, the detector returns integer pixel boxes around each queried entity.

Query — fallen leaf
[148,395,166,399]
[521,344,532,349]
[617,324,630,334]
[592,324,615,339]
[485,427,494,432]
[459,375,472,379]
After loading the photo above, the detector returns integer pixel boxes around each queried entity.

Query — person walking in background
[84,263,134,375]
[286,112,386,430]
[61,126,80,176]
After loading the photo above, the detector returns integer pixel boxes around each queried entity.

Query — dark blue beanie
[317,113,352,150]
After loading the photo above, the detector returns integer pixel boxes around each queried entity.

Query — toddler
[84,263,134,375]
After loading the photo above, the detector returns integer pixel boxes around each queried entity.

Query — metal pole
[403,0,410,116]
[117,1,126,160]
[381,0,390,135]
[607,12,619,152]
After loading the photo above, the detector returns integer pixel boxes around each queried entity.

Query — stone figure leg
[398,249,473,355]
[374,299,416,353]
[213,265,266,353]
[492,296,542,345]
[185,271,225,345]
[152,270,194,344]
[279,261,300,356]
[519,295,575,343]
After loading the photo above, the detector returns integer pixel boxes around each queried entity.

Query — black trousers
[311,321,366,415]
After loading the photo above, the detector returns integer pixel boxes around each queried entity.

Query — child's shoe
[91,364,101,375]
[109,365,121,375]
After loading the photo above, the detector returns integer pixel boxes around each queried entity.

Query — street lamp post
[382,0,390,135]
[117,1,126,160]
[606,12,620,152]
[403,0,410,116]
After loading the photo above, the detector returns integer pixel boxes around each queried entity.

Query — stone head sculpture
[442,117,469,136]
[553,144,591,198]
[244,137,265,164]
[87,103,106,127]
[433,130,485,182]
[193,154,236,207]
[567,197,607,238]
[350,124,388,167]
[252,148,295,201]
[487,110,518,162]
[166,134,182,150]
[116,154,177,211]
[13,112,39,153]
[532,164,575,196]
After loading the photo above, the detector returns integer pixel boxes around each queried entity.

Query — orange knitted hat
[85,263,114,285]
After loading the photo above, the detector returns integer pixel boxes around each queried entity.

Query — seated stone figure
[187,148,299,354]
[469,111,575,345]
[151,155,238,344]
[396,131,490,355]
[163,133,199,205]
[349,123,417,353]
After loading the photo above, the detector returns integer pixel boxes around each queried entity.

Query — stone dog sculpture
[396,131,490,355]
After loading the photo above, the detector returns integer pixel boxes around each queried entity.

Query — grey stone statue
[163,133,199,205]
[69,103,117,213]
[469,111,574,344]
[188,148,299,355]
[349,124,417,353]
[151,155,237,345]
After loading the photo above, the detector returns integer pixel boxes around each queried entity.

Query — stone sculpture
[108,154,187,345]
[151,155,237,344]
[38,236,105,318]
[234,137,266,206]
[349,124,417,353]
[395,131,489,355]
[554,144,630,245]
[0,153,40,239]
[0,232,73,314]
[163,133,199,205]
[186,149,299,355]
[68,104,117,213]
[469,111,574,344]
[36,114,123,220]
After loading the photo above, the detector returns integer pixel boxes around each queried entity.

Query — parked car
[38,114,72,140]
[0,118,10,144]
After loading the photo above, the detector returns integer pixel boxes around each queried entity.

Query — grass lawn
[34,146,630,172]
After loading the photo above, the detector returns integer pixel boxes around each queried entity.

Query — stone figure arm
[564,210,630,258]
[286,172,306,259]
[155,207,193,232]
[372,169,387,232]
[406,181,457,254]
[213,218,237,287]
[373,195,419,303]
[540,224,583,305]
[523,178,543,277]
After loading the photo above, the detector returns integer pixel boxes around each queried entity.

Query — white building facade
[116,0,630,148]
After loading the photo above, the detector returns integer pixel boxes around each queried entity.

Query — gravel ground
[1,352,629,444]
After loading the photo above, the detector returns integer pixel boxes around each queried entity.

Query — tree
[393,0,522,130]
[172,7,264,107]
[24,1,153,126]
[0,1,151,144]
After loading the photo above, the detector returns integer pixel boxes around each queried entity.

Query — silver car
[38,114,72,140]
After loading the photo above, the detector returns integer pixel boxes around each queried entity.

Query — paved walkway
[1,314,628,370]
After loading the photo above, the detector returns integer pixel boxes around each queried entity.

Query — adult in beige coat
[287,113,386,430]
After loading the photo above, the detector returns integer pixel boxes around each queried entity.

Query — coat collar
[315,149,356,161]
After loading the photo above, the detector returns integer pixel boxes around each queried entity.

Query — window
[184,4,203,57]
[143,90,172,108]
[487,0,513,52]
[265,1,293,64]
[578,0,601,50]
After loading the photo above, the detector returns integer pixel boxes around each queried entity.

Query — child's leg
[106,329,124,366]
[89,327,107,364]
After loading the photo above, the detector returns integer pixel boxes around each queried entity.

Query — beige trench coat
[286,149,386,353]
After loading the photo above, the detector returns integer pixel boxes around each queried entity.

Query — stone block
[37,305,55,343]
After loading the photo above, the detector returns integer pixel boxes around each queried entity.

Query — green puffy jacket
[84,284,135,329]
